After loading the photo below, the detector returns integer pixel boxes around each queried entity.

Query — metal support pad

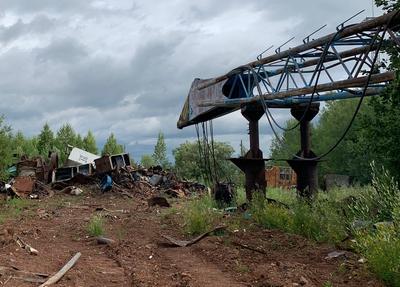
[288,103,320,198]
[230,104,267,201]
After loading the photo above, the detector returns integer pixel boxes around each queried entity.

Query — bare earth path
[0,192,383,286]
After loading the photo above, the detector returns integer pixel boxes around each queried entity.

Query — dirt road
[0,192,383,286]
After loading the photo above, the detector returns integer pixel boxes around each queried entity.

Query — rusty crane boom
[177,10,400,200]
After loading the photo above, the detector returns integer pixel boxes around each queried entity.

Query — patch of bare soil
[0,191,383,287]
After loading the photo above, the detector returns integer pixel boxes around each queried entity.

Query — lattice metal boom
[177,10,400,129]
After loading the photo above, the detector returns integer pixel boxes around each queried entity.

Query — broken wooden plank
[231,240,268,255]
[15,236,38,255]
[162,226,226,247]
[0,266,48,284]
[39,252,81,287]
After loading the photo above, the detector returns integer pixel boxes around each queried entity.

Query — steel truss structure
[178,10,400,129]
[177,10,400,200]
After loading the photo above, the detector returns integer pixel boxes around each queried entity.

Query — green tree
[13,131,27,157]
[354,0,400,181]
[37,123,54,157]
[152,132,170,168]
[140,154,155,168]
[102,133,124,155]
[173,140,241,185]
[270,119,302,162]
[83,130,99,154]
[12,131,39,158]
[0,116,13,179]
[55,123,76,164]
[313,99,374,183]
[375,0,400,11]
[75,134,84,149]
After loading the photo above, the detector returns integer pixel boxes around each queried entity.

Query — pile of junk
[0,147,207,201]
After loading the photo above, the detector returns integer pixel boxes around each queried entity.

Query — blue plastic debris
[100,175,113,192]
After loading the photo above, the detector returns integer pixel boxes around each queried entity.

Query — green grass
[355,227,400,287]
[182,195,221,235]
[87,215,105,237]
[0,198,32,222]
[266,187,297,205]
[250,194,293,231]
[349,163,400,287]
[234,187,246,206]
[323,281,334,287]
[249,193,347,243]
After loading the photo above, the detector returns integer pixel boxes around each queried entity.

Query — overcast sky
[0,0,377,161]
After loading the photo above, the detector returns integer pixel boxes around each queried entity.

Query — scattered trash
[52,164,94,183]
[325,250,346,260]
[100,175,113,192]
[66,147,100,167]
[1,150,206,202]
[95,207,129,214]
[162,226,226,247]
[358,258,367,264]
[61,186,83,196]
[224,207,237,213]
[13,176,34,197]
[149,174,163,186]
[96,236,115,245]
[0,266,49,283]
[95,153,131,173]
[231,240,268,255]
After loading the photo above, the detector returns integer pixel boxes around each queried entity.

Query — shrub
[355,227,400,287]
[351,163,400,286]
[234,187,246,206]
[266,188,297,205]
[87,215,104,237]
[291,199,347,243]
[250,193,347,243]
[250,194,293,231]
[182,195,221,235]
[349,162,400,224]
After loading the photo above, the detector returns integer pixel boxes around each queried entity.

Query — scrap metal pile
[0,147,207,201]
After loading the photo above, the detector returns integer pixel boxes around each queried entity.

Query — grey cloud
[0,15,57,44]
[36,37,88,63]
[0,0,88,13]
[65,57,133,106]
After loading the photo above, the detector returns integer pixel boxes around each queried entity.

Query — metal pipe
[199,72,394,107]
[267,43,380,77]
